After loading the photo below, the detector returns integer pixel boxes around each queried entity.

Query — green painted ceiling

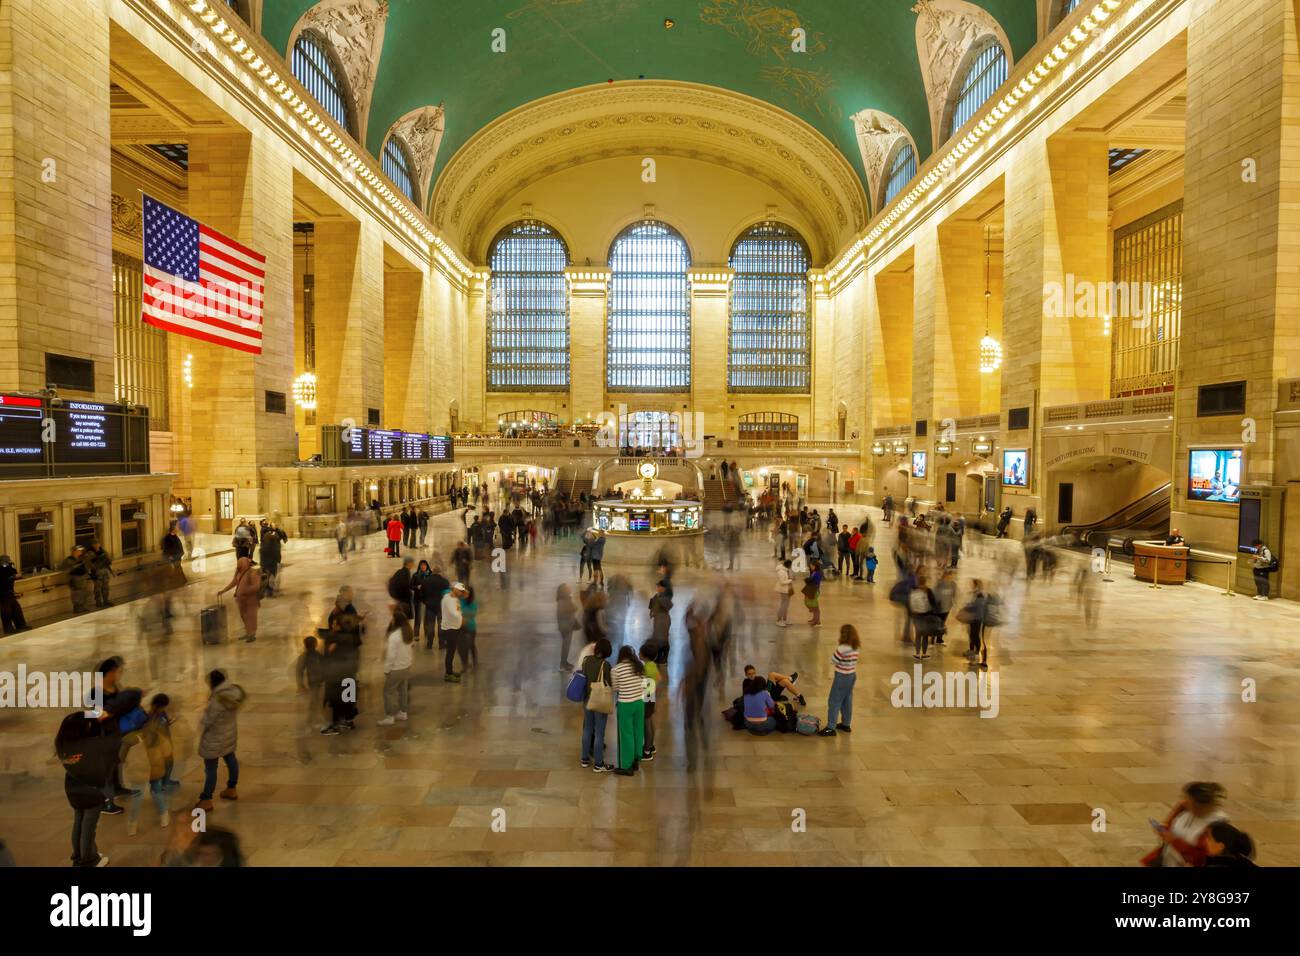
[262,0,1036,193]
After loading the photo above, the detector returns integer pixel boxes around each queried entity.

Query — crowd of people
[13,470,1265,869]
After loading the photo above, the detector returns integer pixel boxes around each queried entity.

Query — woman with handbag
[803,560,823,627]
[579,638,613,772]
[774,559,794,627]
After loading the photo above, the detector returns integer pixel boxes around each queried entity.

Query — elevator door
[1058,482,1074,524]
[945,472,957,503]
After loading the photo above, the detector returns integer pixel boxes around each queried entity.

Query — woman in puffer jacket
[193,670,246,812]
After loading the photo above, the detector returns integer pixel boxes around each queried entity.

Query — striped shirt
[831,644,859,675]
[611,661,645,703]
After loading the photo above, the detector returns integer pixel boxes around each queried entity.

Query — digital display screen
[1237,497,1261,554]
[1189,448,1242,503]
[911,451,927,479]
[629,511,651,532]
[1002,449,1029,487]
[53,402,124,463]
[341,428,454,464]
[0,394,47,477]
[0,396,147,477]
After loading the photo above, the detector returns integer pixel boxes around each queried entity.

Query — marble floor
[2,505,1299,867]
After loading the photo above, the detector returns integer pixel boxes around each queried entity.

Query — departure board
[328,426,454,465]
[0,394,46,477]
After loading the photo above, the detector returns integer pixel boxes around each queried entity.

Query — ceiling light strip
[825,0,1128,287]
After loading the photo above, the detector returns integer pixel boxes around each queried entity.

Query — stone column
[184,130,295,522]
[383,266,428,432]
[0,0,113,396]
[1173,0,1300,562]
[312,217,384,432]
[1000,131,1110,519]
[462,271,487,431]
[688,268,732,442]
[566,267,610,423]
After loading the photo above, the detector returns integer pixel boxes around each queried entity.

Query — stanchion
[1102,546,1114,583]
[1225,556,1236,597]
[1148,554,1161,590]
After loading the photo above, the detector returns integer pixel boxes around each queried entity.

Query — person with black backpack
[388,557,416,622]
[1251,538,1276,601]
[56,710,121,866]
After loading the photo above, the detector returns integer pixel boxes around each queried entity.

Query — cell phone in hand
[1148,818,1164,830]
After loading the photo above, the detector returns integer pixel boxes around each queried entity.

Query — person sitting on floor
[742,664,805,706]
[741,677,776,735]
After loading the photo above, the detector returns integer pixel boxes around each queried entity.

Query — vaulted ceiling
[262,0,1036,195]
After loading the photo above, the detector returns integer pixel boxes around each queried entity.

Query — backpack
[796,713,821,735]
[1267,555,1280,573]
[773,699,798,733]
[564,669,587,703]
[889,579,911,604]
[983,595,1003,628]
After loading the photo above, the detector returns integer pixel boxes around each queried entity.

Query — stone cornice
[126,0,475,279]
[825,0,1174,294]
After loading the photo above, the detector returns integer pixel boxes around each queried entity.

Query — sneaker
[126,820,138,837]
[160,812,170,829]
[935,638,946,645]
[641,750,654,762]
[320,725,341,736]
[775,621,788,628]
[790,672,799,684]
[613,768,634,776]
[377,715,396,726]
[102,803,123,816]
[796,694,807,707]
[921,653,931,659]
[580,758,592,768]
[219,788,237,801]
[240,634,256,643]
[193,799,214,812]
[912,654,922,661]
[444,674,462,683]
[593,763,613,773]
[113,786,140,797]
[95,855,110,867]
[647,746,657,757]
[817,727,836,737]
[836,724,851,733]
[395,712,408,722]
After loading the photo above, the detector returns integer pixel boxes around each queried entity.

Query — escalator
[1060,482,1171,554]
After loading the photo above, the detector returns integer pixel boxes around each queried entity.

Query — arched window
[488,221,570,391]
[381,135,418,203]
[738,412,799,442]
[292,32,353,135]
[1061,0,1083,17]
[728,222,810,392]
[882,141,917,207]
[947,39,1008,139]
[224,0,250,24]
[619,411,680,451]
[607,221,691,391]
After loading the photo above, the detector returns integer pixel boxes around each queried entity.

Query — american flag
[141,194,265,354]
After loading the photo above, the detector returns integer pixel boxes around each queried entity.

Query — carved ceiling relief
[111,193,143,241]
[290,0,389,143]
[850,109,913,211]
[388,104,445,206]
[911,0,1010,147]
[431,84,867,260]
[446,112,851,253]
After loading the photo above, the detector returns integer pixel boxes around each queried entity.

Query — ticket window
[18,511,53,573]
[119,503,143,556]
[73,506,101,550]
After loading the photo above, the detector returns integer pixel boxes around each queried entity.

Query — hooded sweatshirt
[197,683,247,759]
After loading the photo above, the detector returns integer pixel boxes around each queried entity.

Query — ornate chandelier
[292,371,317,410]
[979,226,1001,374]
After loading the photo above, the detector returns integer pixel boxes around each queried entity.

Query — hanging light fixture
[292,372,317,410]
[979,226,1002,373]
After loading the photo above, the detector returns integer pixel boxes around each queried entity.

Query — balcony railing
[732,439,855,451]
[1044,393,1174,426]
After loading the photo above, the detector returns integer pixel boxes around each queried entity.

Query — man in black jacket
[401,508,417,549]
[258,527,282,598]
[424,565,450,650]
[388,557,415,623]
[57,710,122,866]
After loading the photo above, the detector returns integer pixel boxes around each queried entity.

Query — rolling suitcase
[201,599,227,644]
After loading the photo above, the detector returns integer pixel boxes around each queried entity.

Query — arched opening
[728,221,810,393]
[619,410,681,453]
[607,221,691,392]
[944,37,1008,142]
[381,133,419,204]
[291,31,355,137]
[737,411,799,443]
[880,138,918,209]
[488,220,570,391]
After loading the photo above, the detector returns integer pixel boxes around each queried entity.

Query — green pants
[616,699,645,769]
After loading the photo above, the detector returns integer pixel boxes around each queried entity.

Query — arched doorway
[619,410,680,452]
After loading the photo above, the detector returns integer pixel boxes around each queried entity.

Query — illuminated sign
[328,425,454,465]
[0,396,149,478]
